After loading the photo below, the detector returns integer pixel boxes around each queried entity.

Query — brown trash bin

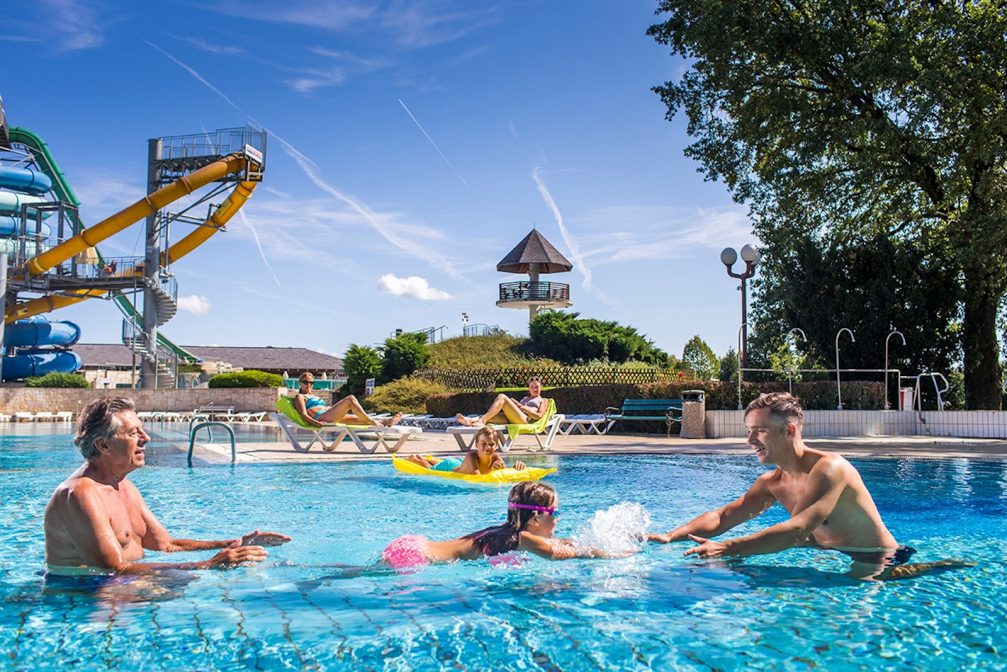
[681,390,706,439]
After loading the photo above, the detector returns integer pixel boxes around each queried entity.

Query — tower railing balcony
[497,280,571,307]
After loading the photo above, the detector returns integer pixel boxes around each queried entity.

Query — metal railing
[733,367,944,411]
[463,323,503,337]
[158,126,266,163]
[498,281,570,303]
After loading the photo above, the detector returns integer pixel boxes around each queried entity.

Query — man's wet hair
[75,397,136,460]
[744,392,804,426]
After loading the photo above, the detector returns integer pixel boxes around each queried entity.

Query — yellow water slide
[5,153,260,322]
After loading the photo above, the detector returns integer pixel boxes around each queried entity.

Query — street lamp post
[835,328,855,410]
[721,245,760,369]
[736,322,751,410]
[884,330,906,410]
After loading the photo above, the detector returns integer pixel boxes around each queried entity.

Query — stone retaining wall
[0,387,289,415]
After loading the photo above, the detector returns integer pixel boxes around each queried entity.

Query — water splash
[573,502,651,555]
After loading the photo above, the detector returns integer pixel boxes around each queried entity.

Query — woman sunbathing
[406,426,526,473]
[293,372,401,428]
[382,482,633,568]
[455,376,548,427]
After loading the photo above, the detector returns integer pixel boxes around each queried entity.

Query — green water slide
[7,127,199,363]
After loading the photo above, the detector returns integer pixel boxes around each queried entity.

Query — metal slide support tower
[138,127,266,389]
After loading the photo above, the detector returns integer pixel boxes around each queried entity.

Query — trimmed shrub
[367,377,451,414]
[24,372,89,388]
[426,380,885,417]
[208,370,283,388]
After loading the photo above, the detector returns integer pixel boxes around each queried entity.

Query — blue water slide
[0,216,50,237]
[1,350,82,380]
[0,166,52,194]
[4,317,81,348]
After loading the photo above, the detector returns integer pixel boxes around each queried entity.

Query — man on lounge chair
[648,392,970,580]
[455,376,547,427]
[44,397,291,575]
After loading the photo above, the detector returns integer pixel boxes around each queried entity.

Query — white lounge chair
[54,411,73,422]
[13,412,36,422]
[447,400,565,452]
[271,397,422,454]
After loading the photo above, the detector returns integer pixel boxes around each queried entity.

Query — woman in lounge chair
[406,426,527,473]
[455,376,548,427]
[293,372,401,428]
[381,482,633,569]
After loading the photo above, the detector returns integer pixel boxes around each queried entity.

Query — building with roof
[73,343,343,389]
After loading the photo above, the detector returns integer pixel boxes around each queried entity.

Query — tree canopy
[682,335,719,380]
[650,0,1007,408]
[379,332,430,384]
[528,311,669,365]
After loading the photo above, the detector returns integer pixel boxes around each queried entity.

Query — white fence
[706,410,1007,439]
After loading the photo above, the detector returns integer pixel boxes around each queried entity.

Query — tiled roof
[73,343,343,374]
[497,229,573,274]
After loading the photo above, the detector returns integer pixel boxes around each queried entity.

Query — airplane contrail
[532,166,591,288]
[144,41,462,278]
[398,98,470,189]
[237,209,281,287]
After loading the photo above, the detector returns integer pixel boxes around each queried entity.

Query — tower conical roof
[496,229,573,274]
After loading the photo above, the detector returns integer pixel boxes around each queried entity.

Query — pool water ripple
[1,429,1006,670]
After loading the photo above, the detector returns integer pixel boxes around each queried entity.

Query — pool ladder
[187,418,236,467]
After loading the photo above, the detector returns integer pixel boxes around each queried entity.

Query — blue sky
[0,0,756,361]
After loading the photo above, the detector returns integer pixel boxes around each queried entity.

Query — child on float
[405,426,527,474]
[381,482,635,568]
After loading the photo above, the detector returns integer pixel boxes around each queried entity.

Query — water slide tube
[0,166,52,194]
[0,191,52,217]
[1,316,82,381]
[8,127,197,362]
[0,217,50,237]
[5,152,260,322]
[4,316,80,348]
[2,351,82,380]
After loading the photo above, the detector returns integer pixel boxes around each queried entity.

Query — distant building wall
[0,387,289,414]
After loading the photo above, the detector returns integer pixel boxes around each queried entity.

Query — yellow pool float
[392,456,556,484]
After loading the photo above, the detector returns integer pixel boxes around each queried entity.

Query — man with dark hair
[649,392,962,579]
[44,397,290,575]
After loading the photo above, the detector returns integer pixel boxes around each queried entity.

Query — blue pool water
[2,427,1006,670]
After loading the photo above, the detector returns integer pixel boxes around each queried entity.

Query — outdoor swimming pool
[2,427,1005,670]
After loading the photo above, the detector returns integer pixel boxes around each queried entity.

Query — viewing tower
[496,229,573,322]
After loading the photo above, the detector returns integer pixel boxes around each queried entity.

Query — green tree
[650,1,1007,408]
[682,335,718,380]
[529,311,668,365]
[718,347,738,382]
[380,332,430,384]
[342,344,382,396]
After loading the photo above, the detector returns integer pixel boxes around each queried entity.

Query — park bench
[604,399,683,437]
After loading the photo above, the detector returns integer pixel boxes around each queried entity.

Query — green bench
[604,399,684,437]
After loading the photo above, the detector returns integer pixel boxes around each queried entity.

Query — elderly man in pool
[649,392,962,580]
[44,397,291,575]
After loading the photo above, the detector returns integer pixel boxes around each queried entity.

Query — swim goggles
[508,502,559,516]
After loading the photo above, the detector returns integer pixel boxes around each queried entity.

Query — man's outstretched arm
[649,477,776,543]
[686,463,845,558]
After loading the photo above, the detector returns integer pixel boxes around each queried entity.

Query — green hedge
[367,377,451,415]
[208,370,283,388]
[426,380,885,417]
[24,372,90,388]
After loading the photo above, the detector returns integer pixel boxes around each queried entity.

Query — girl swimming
[405,426,527,474]
[381,482,635,568]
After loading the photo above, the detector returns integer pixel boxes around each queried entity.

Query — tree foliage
[650,1,1007,408]
[718,347,738,382]
[528,311,669,365]
[379,332,431,384]
[749,233,962,393]
[342,344,382,396]
[682,335,718,380]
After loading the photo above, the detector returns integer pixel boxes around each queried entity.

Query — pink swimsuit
[382,535,430,569]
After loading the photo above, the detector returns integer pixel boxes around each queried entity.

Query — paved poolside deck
[187,430,1007,465]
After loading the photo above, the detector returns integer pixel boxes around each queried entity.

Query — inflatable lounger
[392,456,556,484]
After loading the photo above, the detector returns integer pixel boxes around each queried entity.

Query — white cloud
[177,295,211,316]
[42,0,105,50]
[377,273,452,300]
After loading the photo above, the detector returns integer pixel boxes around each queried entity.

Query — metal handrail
[187,421,236,467]
[735,367,903,411]
[498,280,570,302]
